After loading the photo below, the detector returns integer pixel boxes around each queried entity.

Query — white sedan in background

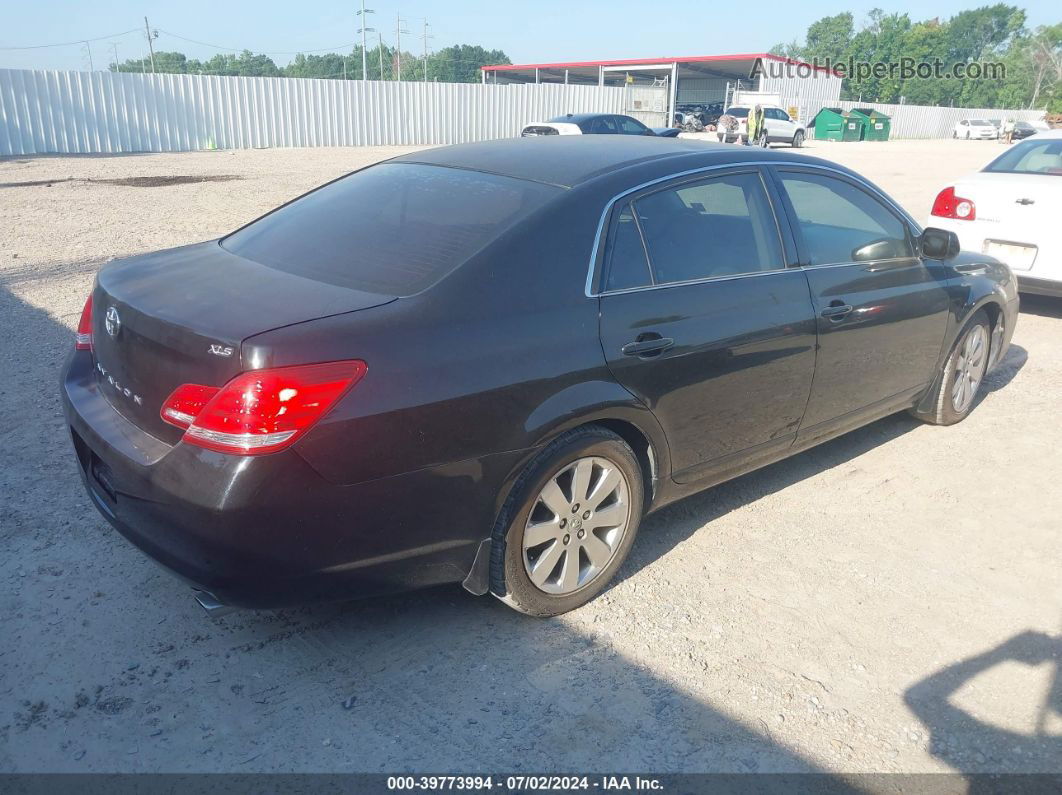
[929,130,1062,297]
[954,119,999,140]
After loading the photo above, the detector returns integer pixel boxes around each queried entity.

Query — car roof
[389,136,842,190]
[1028,128,1062,138]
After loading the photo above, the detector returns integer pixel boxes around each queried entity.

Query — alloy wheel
[952,325,988,413]
[522,456,631,595]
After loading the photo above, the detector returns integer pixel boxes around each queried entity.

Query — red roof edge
[480,52,837,76]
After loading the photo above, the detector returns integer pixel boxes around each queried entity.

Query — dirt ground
[1,138,1060,776]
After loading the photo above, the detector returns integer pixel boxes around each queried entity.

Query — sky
[0,0,1057,72]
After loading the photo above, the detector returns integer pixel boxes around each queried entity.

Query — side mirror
[920,227,961,260]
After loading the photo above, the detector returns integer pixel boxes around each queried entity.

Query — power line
[0,28,140,50]
[157,29,359,56]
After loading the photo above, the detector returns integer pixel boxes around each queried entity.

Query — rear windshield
[725,108,749,118]
[984,138,1062,175]
[222,163,561,295]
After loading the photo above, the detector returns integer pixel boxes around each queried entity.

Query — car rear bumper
[928,218,1059,285]
[61,349,523,609]
[1016,275,1062,298]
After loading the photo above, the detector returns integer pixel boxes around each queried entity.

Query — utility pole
[83,41,94,71]
[111,42,121,72]
[420,20,433,83]
[378,33,385,80]
[143,17,157,73]
[395,13,409,81]
[356,0,375,81]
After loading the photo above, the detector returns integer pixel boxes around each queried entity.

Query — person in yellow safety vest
[746,105,766,146]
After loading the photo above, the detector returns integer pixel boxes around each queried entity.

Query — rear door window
[586,116,619,134]
[632,171,784,284]
[222,163,561,296]
[777,171,915,265]
[615,116,650,135]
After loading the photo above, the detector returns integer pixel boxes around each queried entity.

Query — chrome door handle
[621,336,674,357]
[821,304,853,320]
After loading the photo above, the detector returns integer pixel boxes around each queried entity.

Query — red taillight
[160,384,220,429]
[160,360,366,456]
[75,294,93,350]
[930,186,976,221]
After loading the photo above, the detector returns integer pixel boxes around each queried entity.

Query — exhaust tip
[193,589,237,617]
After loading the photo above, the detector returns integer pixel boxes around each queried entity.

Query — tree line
[771,4,1061,111]
[109,44,511,84]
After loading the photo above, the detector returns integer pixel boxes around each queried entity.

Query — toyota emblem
[105,306,121,338]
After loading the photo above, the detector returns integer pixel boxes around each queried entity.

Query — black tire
[914,310,992,426]
[792,130,804,148]
[490,426,644,617]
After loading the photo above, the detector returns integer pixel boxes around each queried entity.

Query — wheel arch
[462,395,670,597]
[911,296,1002,418]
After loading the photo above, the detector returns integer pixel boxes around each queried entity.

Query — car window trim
[766,165,921,270]
[586,160,915,297]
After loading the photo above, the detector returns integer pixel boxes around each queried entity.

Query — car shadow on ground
[905,628,1062,779]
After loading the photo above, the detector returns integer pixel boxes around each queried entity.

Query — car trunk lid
[91,241,394,442]
[955,172,1060,270]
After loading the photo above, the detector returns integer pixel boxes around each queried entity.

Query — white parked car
[520,113,675,137]
[717,106,805,147]
[954,119,999,140]
[929,130,1062,297]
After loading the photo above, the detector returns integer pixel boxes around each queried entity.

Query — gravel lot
[1,138,1060,775]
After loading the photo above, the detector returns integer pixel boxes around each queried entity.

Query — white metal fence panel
[0,69,629,155]
[834,100,1045,139]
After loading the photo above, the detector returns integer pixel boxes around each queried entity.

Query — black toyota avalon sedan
[62,137,1018,617]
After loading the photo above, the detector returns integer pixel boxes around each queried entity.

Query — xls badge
[208,344,234,357]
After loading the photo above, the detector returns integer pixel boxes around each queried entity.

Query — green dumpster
[850,107,891,141]
[842,112,865,141]
[810,107,846,141]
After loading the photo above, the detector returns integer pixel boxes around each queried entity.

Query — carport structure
[481,53,842,128]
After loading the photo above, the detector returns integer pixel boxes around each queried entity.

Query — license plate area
[983,239,1037,271]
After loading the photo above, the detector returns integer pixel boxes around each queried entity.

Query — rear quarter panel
[242,189,664,489]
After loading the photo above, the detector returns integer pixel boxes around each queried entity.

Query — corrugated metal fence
[1,68,1050,154]
[834,100,1044,139]
[0,69,627,155]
